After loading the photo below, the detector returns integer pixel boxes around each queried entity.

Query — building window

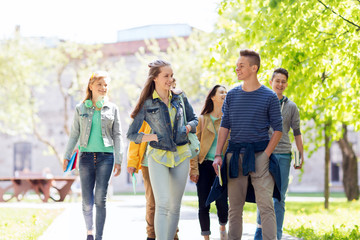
[14,142,32,175]
[331,162,340,182]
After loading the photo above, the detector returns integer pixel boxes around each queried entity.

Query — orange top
[127,121,152,173]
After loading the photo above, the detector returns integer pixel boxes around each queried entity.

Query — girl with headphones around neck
[63,71,123,240]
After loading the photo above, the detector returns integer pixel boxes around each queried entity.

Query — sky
[1,0,220,43]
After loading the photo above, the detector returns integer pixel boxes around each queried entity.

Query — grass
[287,192,346,198]
[184,198,360,240]
[0,208,64,240]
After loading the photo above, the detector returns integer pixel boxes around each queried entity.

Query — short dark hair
[271,68,289,81]
[239,49,261,72]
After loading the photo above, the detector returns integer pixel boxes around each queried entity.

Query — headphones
[85,99,104,109]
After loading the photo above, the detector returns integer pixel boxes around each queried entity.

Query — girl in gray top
[254,68,304,240]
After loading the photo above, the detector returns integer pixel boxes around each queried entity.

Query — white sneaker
[220,230,228,240]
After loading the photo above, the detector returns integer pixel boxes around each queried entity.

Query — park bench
[0,171,76,202]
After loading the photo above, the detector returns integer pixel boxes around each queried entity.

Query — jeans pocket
[252,152,270,178]
[100,153,114,165]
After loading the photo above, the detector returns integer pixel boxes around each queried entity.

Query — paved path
[36,195,301,240]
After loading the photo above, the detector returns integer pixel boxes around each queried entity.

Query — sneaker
[86,235,94,240]
[220,230,228,240]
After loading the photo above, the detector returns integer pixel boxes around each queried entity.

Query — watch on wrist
[215,154,222,158]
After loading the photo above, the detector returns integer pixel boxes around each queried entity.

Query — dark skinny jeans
[196,160,228,236]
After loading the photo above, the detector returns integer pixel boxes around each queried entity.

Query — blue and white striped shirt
[221,85,282,143]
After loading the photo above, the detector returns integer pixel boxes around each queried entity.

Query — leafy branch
[317,0,360,30]
[322,30,350,42]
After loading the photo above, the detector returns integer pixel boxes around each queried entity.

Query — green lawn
[0,208,64,240]
[184,198,360,240]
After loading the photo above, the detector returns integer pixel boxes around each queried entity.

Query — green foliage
[0,36,49,135]
[130,30,219,113]
[208,0,360,154]
[0,34,129,162]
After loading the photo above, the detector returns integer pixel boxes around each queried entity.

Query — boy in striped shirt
[213,49,283,240]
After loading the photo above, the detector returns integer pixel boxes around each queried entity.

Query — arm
[127,105,158,143]
[264,131,282,157]
[63,105,81,171]
[267,93,283,157]
[127,141,141,175]
[182,92,198,133]
[112,105,123,176]
[294,135,304,169]
[213,127,230,175]
[190,115,204,183]
[127,121,150,175]
[291,104,303,169]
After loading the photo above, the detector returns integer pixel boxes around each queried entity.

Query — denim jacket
[64,101,123,164]
[127,92,198,152]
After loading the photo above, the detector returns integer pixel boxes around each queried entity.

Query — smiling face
[211,86,227,106]
[154,66,173,91]
[270,73,288,95]
[235,56,257,81]
[89,78,109,101]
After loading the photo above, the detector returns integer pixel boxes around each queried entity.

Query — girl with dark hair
[190,85,229,240]
[127,60,198,240]
[63,71,123,240]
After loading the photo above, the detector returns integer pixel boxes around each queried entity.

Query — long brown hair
[130,60,171,118]
[201,85,226,115]
[83,71,110,102]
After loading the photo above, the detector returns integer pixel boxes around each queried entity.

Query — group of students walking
[63,49,304,240]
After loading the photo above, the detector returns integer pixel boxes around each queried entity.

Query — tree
[338,124,360,200]
[127,30,217,113]
[31,41,129,165]
[0,34,49,135]
[207,0,360,206]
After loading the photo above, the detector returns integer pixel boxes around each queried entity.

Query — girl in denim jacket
[63,71,123,240]
[127,60,198,240]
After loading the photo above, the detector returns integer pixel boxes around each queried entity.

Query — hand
[213,156,222,176]
[185,125,191,134]
[294,157,304,170]
[151,134,158,142]
[113,164,121,177]
[264,150,270,158]
[63,159,69,172]
[127,167,136,175]
[190,175,199,183]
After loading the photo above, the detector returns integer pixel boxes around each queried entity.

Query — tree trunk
[324,122,331,209]
[31,115,63,166]
[337,124,359,201]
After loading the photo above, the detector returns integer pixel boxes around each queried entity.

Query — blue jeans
[79,152,114,240]
[197,160,228,236]
[254,154,291,240]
